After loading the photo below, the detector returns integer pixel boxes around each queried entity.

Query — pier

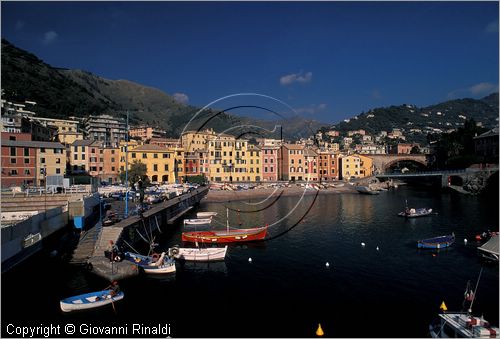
[72,186,209,281]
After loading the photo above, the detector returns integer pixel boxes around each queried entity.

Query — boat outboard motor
[169,245,180,258]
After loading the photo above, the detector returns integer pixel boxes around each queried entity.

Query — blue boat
[418,233,455,249]
[60,290,124,312]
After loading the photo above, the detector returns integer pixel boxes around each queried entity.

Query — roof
[478,235,499,256]
[2,140,65,149]
[283,143,305,150]
[304,148,318,157]
[72,139,93,147]
[474,128,499,139]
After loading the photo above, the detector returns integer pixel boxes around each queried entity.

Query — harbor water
[2,186,499,337]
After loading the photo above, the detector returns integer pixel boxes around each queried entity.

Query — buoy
[432,254,436,257]
[316,323,324,337]
[440,301,448,311]
[361,242,366,247]
[248,258,252,263]
[325,262,330,268]
[376,246,379,251]
[464,239,468,244]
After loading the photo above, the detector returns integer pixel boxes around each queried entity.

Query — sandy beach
[204,184,359,203]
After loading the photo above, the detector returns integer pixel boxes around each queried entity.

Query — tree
[119,160,149,187]
[410,145,420,154]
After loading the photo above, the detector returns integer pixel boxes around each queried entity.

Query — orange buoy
[316,324,324,337]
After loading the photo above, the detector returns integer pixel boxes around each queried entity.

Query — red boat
[182,226,268,243]
[182,208,268,243]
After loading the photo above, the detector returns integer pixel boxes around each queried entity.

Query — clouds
[447,82,498,99]
[485,20,498,33]
[42,31,58,45]
[173,92,189,105]
[280,71,312,86]
[295,103,327,115]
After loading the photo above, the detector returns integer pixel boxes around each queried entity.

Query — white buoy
[248,258,252,263]
[325,262,330,268]
[361,242,366,247]
[376,246,379,251]
[464,239,468,244]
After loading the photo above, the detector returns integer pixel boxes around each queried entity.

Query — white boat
[142,254,176,274]
[429,273,499,338]
[355,185,380,195]
[196,212,218,218]
[169,245,227,262]
[478,234,499,262]
[60,290,124,312]
[430,313,499,338]
[398,208,433,218]
[184,218,212,225]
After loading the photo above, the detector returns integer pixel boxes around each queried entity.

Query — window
[164,164,169,171]
[9,136,16,141]
[154,164,158,171]
[24,148,30,156]
[74,154,78,160]
[81,146,85,152]
[56,158,61,164]
[132,153,136,158]
[100,149,103,154]
[24,158,30,164]
[82,154,85,160]
[56,168,61,174]
[40,148,45,153]
[11,169,18,175]
[24,169,31,175]
[154,153,158,158]
[111,150,115,154]
[111,167,115,172]
[10,158,16,164]
[10,147,16,156]
[111,158,115,162]
[74,146,78,152]
[142,153,147,159]
[41,158,46,164]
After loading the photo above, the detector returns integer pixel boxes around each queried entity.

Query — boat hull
[60,291,124,312]
[143,262,176,274]
[398,208,433,218]
[182,227,267,243]
[174,246,228,261]
[418,234,455,249]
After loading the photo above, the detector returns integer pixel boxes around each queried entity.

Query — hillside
[1,39,322,139]
[321,95,499,143]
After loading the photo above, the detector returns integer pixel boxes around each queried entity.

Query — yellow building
[69,140,93,174]
[125,144,175,183]
[245,144,261,182]
[58,132,84,145]
[37,141,66,186]
[181,129,215,151]
[339,154,373,180]
[118,140,140,174]
[358,154,373,177]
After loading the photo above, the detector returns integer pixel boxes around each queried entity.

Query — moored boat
[184,218,213,225]
[196,212,218,218]
[182,227,267,243]
[169,245,228,261]
[418,233,455,249]
[477,234,499,262]
[355,185,380,195]
[398,207,433,218]
[60,290,124,312]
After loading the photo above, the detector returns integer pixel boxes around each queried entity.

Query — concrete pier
[74,186,209,281]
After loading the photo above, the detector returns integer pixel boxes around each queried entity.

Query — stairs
[69,225,102,264]
[93,226,124,257]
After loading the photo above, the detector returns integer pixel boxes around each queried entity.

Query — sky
[1,1,499,124]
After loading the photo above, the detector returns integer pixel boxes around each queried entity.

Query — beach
[204,184,359,202]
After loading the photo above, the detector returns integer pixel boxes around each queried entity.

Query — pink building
[261,146,279,181]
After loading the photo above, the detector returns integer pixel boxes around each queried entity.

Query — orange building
[279,144,306,181]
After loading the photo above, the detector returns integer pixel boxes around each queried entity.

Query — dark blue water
[2,186,499,338]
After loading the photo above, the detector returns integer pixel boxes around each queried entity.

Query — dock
[71,186,209,281]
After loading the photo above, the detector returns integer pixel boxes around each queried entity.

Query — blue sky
[2,1,499,123]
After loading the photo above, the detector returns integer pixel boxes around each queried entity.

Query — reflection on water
[2,186,498,338]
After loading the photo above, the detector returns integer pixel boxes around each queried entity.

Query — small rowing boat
[60,290,124,312]
[418,233,455,249]
[169,245,228,261]
[196,212,218,218]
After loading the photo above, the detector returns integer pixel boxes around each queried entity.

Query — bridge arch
[383,158,428,171]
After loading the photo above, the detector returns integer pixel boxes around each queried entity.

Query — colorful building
[127,144,175,183]
[304,148,319,181]
[245,144,261,182]
[1,133,36,188]
[279,144,306,181]
[261,145,279,181]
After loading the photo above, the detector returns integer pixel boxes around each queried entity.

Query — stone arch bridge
[360,154,433,174]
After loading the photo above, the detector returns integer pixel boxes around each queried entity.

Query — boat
[398,200,433,218]
[477,234,499,262]
[182,209,267,243]
[355,185,380,195]
[429,272,499,338]
[418,233,455,249]
[60,290,124,312]
[196,212,218,218]
[169,245,228,262]
[184,218,213,225]
[125,251,176,274]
